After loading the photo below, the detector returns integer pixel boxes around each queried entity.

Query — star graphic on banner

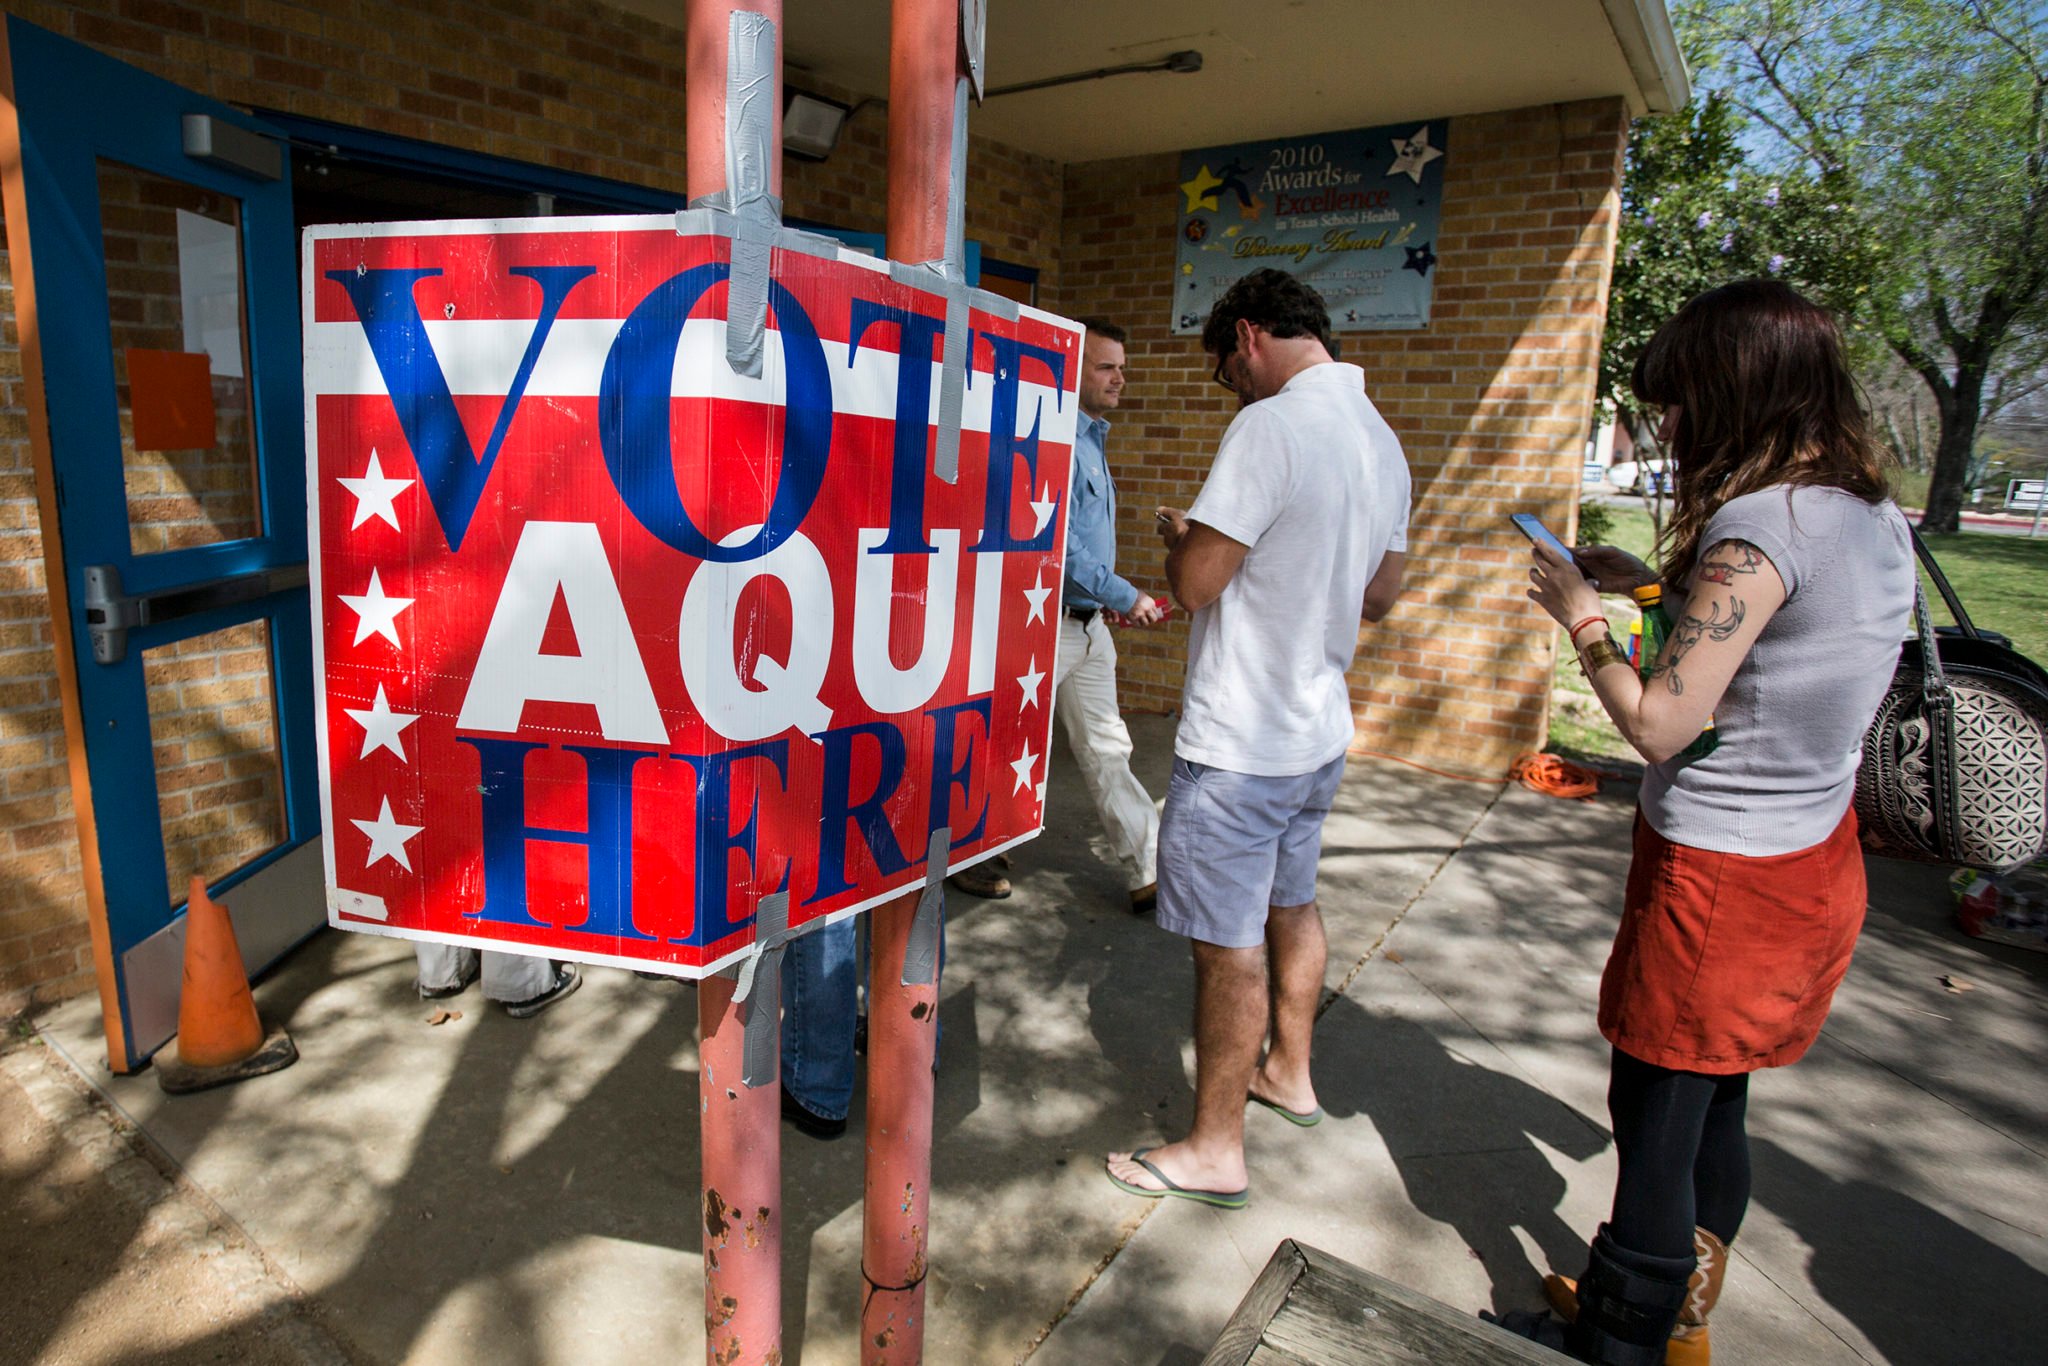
[352,796,423,872]
[1386,127,1443,183]
[337,448,412,531]
[1022,566,1052,624]
[340,569,414,648]
[1403,242,1438,277]
[1180,164,1224,213]
[1017,656,1045,712]
[344,684,419,761]
[1030,482,1057,537]
[1011,745,1038,795]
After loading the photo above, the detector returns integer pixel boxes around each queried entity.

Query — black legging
[1606,1047,1752,1259]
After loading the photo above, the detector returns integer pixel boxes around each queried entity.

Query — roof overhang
[612,1,1688,163]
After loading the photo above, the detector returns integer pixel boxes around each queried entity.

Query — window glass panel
[143,621,286,904]
[99,161,261,555]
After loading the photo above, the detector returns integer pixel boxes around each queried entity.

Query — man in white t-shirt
[1107,269,1409,1209]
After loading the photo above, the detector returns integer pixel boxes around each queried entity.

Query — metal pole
[864,6,966,1359]
[687,5,784,1364]
[885,0,959,264]
[862,888,940,1363]
[687,0,783,206]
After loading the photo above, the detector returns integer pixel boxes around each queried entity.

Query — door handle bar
[82,562,308,664]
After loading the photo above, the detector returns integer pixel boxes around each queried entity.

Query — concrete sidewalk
[16,713,2048,1364]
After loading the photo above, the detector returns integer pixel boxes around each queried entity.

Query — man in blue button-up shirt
[955,318,1163,911]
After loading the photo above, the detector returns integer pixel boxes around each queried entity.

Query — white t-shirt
[1177,362,1410,776]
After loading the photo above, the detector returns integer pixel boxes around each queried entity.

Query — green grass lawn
[1546,504,2048,764]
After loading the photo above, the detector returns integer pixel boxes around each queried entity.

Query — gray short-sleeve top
[1638,485,1915,856]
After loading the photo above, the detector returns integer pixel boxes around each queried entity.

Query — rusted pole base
[700,973,782,1365]
[861,888,939,1364]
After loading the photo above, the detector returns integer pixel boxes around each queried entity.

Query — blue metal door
[3,17,319,1071]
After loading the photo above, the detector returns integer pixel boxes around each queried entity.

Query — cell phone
[1509,513,1577,564]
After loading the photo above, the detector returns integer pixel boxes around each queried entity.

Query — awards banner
[1172,120,1450,334]
[305,216,1077,978]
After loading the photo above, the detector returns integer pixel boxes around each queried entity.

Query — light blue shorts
[1154,753,1347,948]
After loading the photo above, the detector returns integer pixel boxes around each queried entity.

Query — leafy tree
[1679,0,2048,531]
[1600,93,1869,542]
[1601,93,1872,427]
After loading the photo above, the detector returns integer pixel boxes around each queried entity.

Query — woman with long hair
[1499,280,1915,1364]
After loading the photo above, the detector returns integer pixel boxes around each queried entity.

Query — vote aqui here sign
[305,216,1078,976]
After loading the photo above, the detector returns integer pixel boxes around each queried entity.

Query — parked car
[1605,458,1670,495]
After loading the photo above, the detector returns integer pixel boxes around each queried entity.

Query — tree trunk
[1919,370,1982,534]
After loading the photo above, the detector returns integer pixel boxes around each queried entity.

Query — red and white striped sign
[305,216,1077,975]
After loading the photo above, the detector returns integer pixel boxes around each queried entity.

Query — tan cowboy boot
[1541,1226,1728,1362]
[1664,1227,1728,1365]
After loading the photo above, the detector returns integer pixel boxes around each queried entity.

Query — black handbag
[1855,529,2048,870]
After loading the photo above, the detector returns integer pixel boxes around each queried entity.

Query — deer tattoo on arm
[1648,541,1761,696]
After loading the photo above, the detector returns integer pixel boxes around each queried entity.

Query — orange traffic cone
[157,875,297,1095]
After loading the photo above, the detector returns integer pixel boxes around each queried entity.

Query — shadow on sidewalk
[1750,1136,2046,1365]
[1314,996,1609,1311]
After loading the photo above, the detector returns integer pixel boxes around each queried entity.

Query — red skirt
[1599,805,1867,1074]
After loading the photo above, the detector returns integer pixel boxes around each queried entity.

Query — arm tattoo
[1649,596,1746,695]
[1696,541,1767,586]
[1651,540,1763,693]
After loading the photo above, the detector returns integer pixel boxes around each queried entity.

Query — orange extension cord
[1349,747,1606,800]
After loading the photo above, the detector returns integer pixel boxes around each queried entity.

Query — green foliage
[1574,499,1615,546]
[1917,532,2048,663]
[1670,0,2048,530]
[1601,94,1877,427]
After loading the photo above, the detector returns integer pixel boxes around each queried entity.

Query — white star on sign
[340,569,413,648]
[1030,482,1057,537]
[1017,656,1045,712]
[344,684,419,761]
[337,448,412,531]
[1387,127,1443,183]
[352,796,423,872]
[1022,567,1052,624]
[1011,745,1038,795]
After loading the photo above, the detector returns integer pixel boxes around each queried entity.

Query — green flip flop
[1105,1148,1249,1210]
[1247,1091,1324,1127]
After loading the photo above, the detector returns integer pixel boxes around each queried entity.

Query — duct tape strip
[960,0,987,102]
[945,77,970,276]
[672,206,734,236]
[721,8,780,379]
[902,827,948,987]
[972,285,1021,324]
[674,207,844,266]
[882,261,971,486]
[727,889,804,1088]
[919,76,974,479]
[778,227,844,260]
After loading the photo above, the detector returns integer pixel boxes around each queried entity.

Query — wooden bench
[1204,1240,1561,1365]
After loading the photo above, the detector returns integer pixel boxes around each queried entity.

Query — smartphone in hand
[1509,513,1577,566]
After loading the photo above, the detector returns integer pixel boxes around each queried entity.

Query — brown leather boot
[1664,1227,1727,1365]
[1541,1226,1729,1363]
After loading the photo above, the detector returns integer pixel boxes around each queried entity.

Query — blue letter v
[326,264,596,551]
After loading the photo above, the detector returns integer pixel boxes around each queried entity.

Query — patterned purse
[1856,530,2048,871]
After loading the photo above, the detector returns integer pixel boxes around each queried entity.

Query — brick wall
[1,2,1622,1008]
[0,246,90,1009]
[1055,99,1628,776]
[0,0,1063,1008]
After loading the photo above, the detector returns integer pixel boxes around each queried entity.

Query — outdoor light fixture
[783,91,852,161]
[985,49,1203,99]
